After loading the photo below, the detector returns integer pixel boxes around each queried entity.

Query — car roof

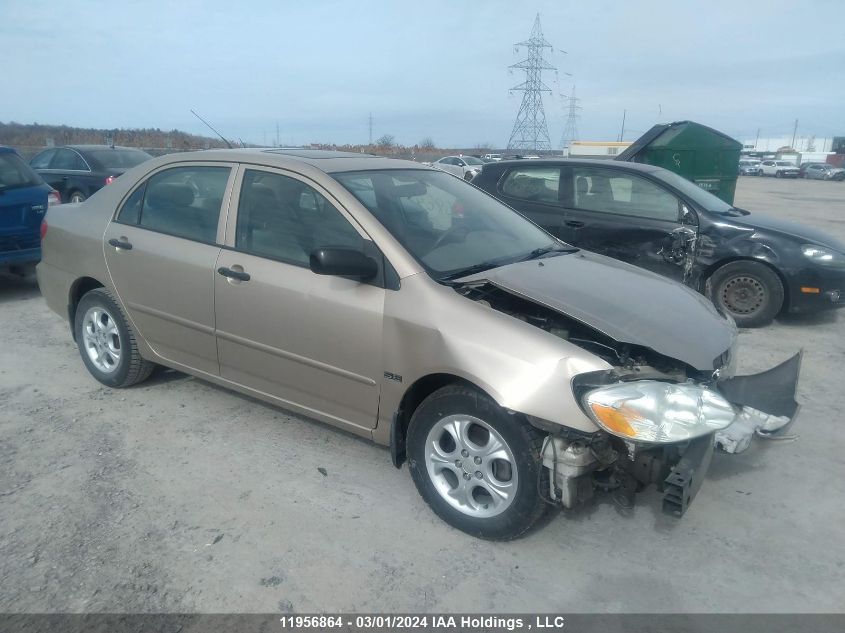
[0,146,17,154]
[61,145,149,152]
[487,158,663,173]
[158,148,433,174]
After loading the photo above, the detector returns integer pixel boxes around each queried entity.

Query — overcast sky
[2,0,843,148]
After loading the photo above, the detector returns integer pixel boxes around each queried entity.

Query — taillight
[47,190,61,206]
[40,220,48,241]
[105,175,115,185]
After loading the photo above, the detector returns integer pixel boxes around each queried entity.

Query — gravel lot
[1,176,843,613]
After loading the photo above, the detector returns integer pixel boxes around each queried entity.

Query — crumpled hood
[457,250,737,371]
[736,213,845,252]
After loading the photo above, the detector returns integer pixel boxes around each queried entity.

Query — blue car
[0,146,60,272]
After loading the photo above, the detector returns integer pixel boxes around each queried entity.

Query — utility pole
[755,128,760,150]
[368,112,373,146]
[506,14,556,152]
[791,119,798,149]
[618,110,627,142]
[275,123,280,147]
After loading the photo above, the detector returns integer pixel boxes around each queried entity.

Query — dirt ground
[1,176,843,613]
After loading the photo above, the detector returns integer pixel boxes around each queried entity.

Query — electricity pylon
[560,86,581,153]
[506,14,556,152]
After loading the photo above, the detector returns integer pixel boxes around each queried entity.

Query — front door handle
[108,238,133,250]
[217,266,251,282]
[565,220,585,228]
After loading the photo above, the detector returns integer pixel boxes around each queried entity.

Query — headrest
[146,183,194,208]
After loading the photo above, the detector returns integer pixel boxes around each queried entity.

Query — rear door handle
[565,220,585,228]
[217,266,251,282]
[108,238,133,250]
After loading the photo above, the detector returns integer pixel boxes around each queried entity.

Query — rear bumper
[0,246,40,267]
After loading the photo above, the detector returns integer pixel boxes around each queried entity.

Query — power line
[506,14,555,152]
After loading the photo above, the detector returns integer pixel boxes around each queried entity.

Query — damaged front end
[557,352,801,517]
[455,280,801,518]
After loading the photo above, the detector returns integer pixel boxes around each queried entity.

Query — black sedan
[472,159,845,327]
[29,145,152,204]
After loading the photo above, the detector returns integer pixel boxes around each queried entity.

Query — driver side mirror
[309,248,378,281]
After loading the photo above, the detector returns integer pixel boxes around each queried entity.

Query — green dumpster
[615,121,742,204]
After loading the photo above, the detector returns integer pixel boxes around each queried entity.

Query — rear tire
[775,171,782,178]
[74,288,155,387]
[69,191,86,203]
[406,384,549,540]
[707,261,784,328]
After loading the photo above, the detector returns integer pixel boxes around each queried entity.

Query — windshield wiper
[439,261,505,283]
[519,244,579,261]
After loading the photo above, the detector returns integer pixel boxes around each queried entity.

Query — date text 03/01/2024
[277,615,566,630]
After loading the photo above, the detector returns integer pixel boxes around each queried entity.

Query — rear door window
[30,149,56,170]
[500,167,561,203]
[50,149,89,171]
[117,166,231,243]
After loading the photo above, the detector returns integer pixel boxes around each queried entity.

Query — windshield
[0,152,43,191]
[333,169,558,279]
[86,148,151,169]
[652,168,735,214]
[463,156,484,165]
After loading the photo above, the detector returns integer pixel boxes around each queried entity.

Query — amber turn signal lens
[589,402,637,438]
[800,287,821,294]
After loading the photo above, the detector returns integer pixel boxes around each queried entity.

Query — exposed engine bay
[457,281,800,517]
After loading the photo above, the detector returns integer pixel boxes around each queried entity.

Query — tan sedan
[37,149,800,539]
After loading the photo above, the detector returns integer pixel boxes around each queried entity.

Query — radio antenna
[190,109,233,149]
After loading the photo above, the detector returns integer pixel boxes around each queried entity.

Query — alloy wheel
[81,306,122,373]
[424,414,518,518]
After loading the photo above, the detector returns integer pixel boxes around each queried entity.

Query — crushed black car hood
[457,250,737,371]
[735,213,845,252]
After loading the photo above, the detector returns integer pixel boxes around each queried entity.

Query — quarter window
[121,166,230,243]
[571,168,680,222]
[501,168,561,203]
[235,169,363,266]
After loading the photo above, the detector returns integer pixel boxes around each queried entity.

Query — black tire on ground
[74,288,155,387]
[69,191,86,203]
[775,171,782,178]
[406,384,549,540]
[706,260,785,328]
[464,172,473,181]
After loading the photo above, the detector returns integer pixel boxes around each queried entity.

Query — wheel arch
[389,372,490,468]
[68,276,105,340]
[701,256,791,313]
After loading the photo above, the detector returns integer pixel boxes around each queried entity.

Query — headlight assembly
[583,381,736,443]
[801,244,845,267]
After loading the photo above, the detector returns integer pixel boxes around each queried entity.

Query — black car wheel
[707,261,784,328]
[775,171,782,178]
[69,191,86,203]
[406,384,549,540]
[74,288,155,387]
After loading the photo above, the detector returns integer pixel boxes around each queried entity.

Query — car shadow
[775,310,840,327]
[0,270,41,304]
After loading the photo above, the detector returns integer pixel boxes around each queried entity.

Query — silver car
[37,149,800,539]
[431,155,486,180]
[802,163,845,181]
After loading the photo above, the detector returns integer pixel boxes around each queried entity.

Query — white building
[565,141,632,159]
[741,136,835,153]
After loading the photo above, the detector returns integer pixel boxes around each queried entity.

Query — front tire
[74,288,155,387]
[707,261,784,328]
[407,384,549,540]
